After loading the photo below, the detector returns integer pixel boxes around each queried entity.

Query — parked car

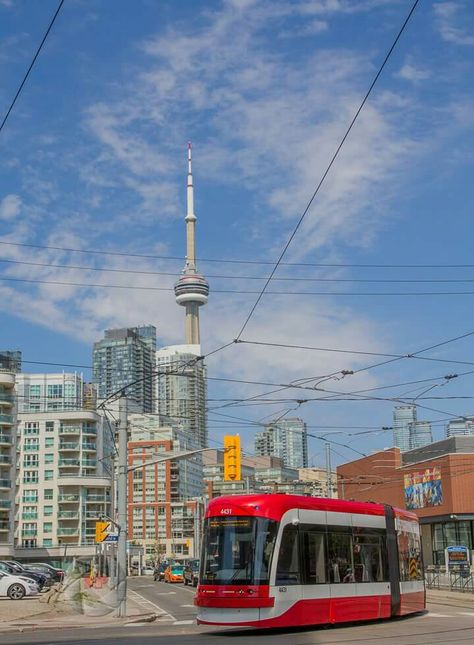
[164,564,184,583]
[183,559,200,587]
[24,562,65,583]
[153,563,167,581]
[4,561,54,587]
[0,571,39,600]
[0,562,50,590]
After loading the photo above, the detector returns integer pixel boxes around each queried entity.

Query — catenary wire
[233,0,420,341]
[0,0,65,134]
[9,257,474,283]
[6,239,474,269]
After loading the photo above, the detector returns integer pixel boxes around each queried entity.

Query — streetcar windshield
[201,516,278,585]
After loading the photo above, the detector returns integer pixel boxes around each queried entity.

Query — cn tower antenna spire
[174,142,209,345]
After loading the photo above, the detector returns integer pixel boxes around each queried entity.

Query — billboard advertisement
[404,467,443,510]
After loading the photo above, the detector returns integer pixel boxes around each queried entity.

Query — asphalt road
[2,581,474,644]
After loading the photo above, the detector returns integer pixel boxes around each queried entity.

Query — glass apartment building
[254,417,308,468]
[155,345,207,448]
[93,326,156,412]
[393,406,432,451]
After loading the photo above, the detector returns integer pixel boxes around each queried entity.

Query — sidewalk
[0,579,161,634]
[427,588,474,608]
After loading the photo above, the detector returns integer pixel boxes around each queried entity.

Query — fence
[425,566,474,593]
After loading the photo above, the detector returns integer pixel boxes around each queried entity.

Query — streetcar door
[272,521,303,622]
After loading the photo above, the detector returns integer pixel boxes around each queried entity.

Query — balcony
[0,455,11,466]
[58,494,80,502]
[85,495,108,503]
[59,443,80,451]
[58,511,79,519]
[59,426,81,435]
[0,390,14,405]
[83,426,97,436]
[57,527,79,536]
[0,479,11,490]
[0,521,9,531]
[0,414,13,426]
[81,443,96,451]
[22,515,39,523]
[0,434,12,446]
[82,459,96,468]
[21,497,38,504]
[23,445,39,452]
[59,459,80,467]
[0,500,11,510]
[21,529,37,537]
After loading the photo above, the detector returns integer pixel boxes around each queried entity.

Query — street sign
[95,521,110,543]
[104,533,119,543]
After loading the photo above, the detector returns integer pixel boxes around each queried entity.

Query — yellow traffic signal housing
[224,435,241,481]
[95,521,110,543]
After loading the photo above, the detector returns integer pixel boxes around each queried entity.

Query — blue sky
[1,0,474,466]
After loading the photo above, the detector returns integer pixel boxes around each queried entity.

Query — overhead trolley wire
[6,238,474,269]
[0,0,65,135]
[233,0,420,341]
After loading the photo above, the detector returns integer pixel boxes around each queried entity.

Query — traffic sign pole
[116,393,128,618]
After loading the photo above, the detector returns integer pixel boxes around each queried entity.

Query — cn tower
[174,143,209,345]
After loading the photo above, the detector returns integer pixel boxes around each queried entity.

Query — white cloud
[0,194,22,220]
[396,63,431,82]
[434,2,474,45]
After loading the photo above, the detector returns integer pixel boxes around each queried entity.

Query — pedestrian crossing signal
[224,435,241,482]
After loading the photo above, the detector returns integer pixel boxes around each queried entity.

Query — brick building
[337,436,474,566]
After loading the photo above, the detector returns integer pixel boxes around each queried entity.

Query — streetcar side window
[301,528,327,584]
[397,525,423,581]
[352,528,388,583]
[276,525,300,585]
[327,529,353,583]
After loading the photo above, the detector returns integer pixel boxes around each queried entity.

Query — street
[2,580,474,644]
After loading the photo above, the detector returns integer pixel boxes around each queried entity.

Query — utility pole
[116,393,128,617]
[325,442,332,499]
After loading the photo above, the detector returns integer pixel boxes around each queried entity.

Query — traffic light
[223,435,241,481]
[95,521,110,543]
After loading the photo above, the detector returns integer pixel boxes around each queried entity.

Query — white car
[0,571,39,599]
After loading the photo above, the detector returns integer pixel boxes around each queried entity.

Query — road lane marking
[173,620,194,625]
[457,612,474,616]
[128,588,177,621]
[424,612,451,617]
[180,604,196,608]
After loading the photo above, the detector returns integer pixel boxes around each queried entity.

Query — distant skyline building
[446,418,474,438]
[174,143,209,345]
[410,421,433,449]
[92,325,156,412]
[393,405,416,452]
[155,345,207,448]
[393,405,432,451]
[254,417,308,468]
[16,372,86,413]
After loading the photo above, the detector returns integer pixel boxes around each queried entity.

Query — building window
[44,454,54,464]
[23,471,39,484]
[22,490,38,503]
[23,455,39,467]
[47,384,63,399]
[44,505,53,516]
[45,422,55,433]
[44,489,54,500]
[44,470,54,481]
[45,437,54,447]
[43,539,53,547]
[24,423,39,435]
[29,385,41,399]
[24,438,39,451]
[43,522,53,533]
[22,539,37,548]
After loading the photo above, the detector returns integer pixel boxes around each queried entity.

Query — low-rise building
[337,436,474,567]
[127,414,204,561]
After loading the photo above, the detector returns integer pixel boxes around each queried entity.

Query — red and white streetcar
[195,494,425,628]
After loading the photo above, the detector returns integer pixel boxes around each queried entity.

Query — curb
[0,612,159,634]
